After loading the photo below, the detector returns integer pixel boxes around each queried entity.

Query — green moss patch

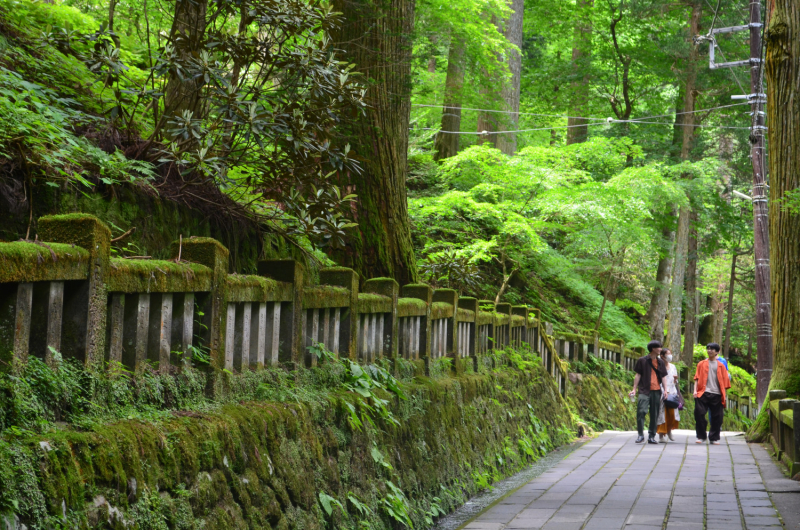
[0,242,89,283]
[457,308,475,321]
[430,301,453,320]
[302,286,350,309]
[107,259,213,293]
[357,293,391,314]
[226,274,292,303]
[0,360,575,530]
[397,297,427,317]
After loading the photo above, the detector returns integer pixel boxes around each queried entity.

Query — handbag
[664,392,680,409]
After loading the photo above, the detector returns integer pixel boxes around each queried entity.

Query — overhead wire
[412,102,751,123]
[411,102,755,135]
[410,104,608,121]
[417,119,753,136]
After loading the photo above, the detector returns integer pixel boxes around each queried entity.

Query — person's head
[661,348,673,363]
[647,340,662,356]
[706,343,721,360]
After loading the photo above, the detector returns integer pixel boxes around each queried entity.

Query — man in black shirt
[630,340,668,444]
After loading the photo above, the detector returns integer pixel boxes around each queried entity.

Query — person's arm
[632,373,640,396]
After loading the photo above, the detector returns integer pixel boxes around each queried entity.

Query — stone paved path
[462,430,796,530]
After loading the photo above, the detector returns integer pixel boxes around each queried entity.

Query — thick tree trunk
[666,206,690,355]
[766,0,800,397]
[434,39,465,161]
[496,0,524,155]
[331,0,418,285]
[647,218,676,341]
[163,0,208,126]
[666,0,700,362]
[682,211,698,360]
[566,0,593,145]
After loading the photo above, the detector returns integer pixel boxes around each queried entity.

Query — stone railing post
[38,214,111,368]
[176,238,230,370]
[512,306,528,349]
[479,300,497,352]
[403,284,433,368]
[319,268,359,361]
[612,339,625,365]
[769,390,787,454]
[363,278,399,359]
[529,308,541,353]
[258,260,305,365]
[458,297,479,369]
[792,401,800,476]
[433,289,458,356]
[496,303,512,350]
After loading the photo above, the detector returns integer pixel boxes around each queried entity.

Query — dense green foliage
[0,347,579,530]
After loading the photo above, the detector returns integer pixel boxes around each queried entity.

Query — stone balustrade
[767,390,799,476]
[1,214,668,399]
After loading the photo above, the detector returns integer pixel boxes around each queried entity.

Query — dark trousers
[637,390,661,437]
[694,393,724,442]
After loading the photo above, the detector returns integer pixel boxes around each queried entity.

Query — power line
[414,118,754,135]
[410,104,607,121]
[412,101,752,124]
[624,102,751,122]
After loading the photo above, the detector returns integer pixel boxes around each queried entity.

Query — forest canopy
[0,0,793,380]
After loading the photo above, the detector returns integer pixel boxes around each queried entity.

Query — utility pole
[747,0,772,409]
[698,0,772,407]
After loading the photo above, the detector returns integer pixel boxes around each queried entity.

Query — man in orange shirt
[694,343,731,445]
[630,340,668,444]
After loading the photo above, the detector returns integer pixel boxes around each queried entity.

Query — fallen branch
[111,227,136,243]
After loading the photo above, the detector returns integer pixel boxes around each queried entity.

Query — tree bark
[647,217,676,341]
[665,0,700,362]
[723,252,738,357]
[682,210,698,361]
[666,206,690,355]
[434,38,465,161]
[163,0,208,127]
[496,0,524,155]
[766,0,800,397]
[331,0,418,285]
[566,0,593,145]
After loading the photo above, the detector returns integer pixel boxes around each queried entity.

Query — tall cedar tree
[666,0,701,361]
[766,0,800,396]
[566,0,592,145]
[331,0,418,284]
[434,38,466,161]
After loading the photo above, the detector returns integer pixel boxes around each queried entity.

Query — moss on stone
[430,301,453,320]
[226,274,292,303]
[302,286,350,309]
[357,293,391,314]
[0,242,89,282]
[476,311,494,326]
[397,297,427,317]
[0,363,575,530]
[107,259,213,293]
[457,308,475,322]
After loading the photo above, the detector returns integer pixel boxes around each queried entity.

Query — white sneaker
[710,440,720,445]
[696,438,705,444]
[658,434,666,443]
[667,433,675,441]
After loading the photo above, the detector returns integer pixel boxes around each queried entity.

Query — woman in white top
[657,348,680,442]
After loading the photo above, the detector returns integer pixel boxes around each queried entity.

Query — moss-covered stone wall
[0,361,574,530]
